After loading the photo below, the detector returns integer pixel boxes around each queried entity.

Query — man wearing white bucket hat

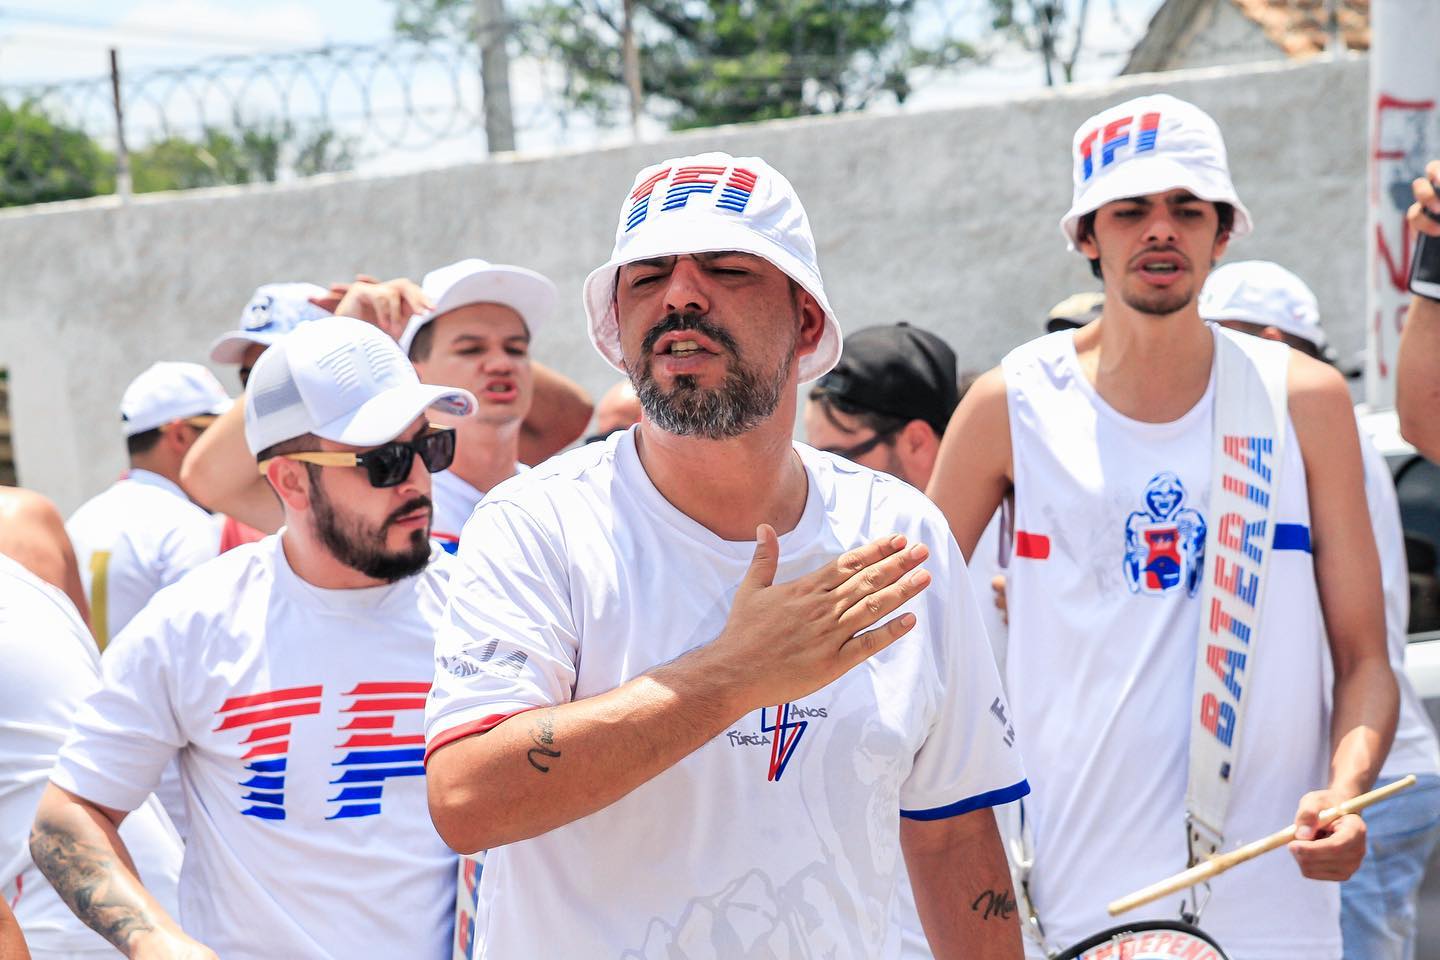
[425,152,1027,958]
[929,96,1395,958]
[32,319,475,960]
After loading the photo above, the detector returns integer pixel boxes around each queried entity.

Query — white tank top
[1003,327,1338,960]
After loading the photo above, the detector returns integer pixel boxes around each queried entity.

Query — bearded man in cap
[928,96,1396,958]
[32,319,475,960]
[425,153,1028,959]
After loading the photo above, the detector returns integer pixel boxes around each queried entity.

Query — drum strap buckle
[1181,814,1218,924]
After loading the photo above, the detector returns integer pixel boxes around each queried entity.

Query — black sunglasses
[257,425,457,488]
[821,427,898,462]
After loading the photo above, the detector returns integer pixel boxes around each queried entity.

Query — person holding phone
[1398,160,1440,460]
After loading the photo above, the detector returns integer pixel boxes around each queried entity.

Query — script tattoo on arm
[28,817,157,950]
[970,887,1018,922]
[526,708,561,773]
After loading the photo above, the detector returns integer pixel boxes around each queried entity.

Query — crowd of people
[1,92,1440,960]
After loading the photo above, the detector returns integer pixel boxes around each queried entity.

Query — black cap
[813,323,959,437]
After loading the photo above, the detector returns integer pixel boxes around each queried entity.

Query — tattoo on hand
[971,887,1018,922]
[28,820,157,949]
[527,709,561,773]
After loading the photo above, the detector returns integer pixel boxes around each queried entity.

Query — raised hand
[702,525,932,712]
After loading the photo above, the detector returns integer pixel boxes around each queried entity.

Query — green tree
[989,0,1092,86]
[393,0,974,130]
[0,101,114,207]
[131,121,356,193]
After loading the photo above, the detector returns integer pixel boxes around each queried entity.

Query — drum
[1055,920,1228,960]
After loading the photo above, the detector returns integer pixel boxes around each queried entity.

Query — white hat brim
[312,383,477,449]
[399,265,559,354]
[582,215,841,383]
[209,331,285,364]
[1059,155,1254,248]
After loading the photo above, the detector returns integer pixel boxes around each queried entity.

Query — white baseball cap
[244,317,477,455]
[398,259,559,355]
[210,282,332,363]
[582,151,841,383]
[120,362,233,437]
[1061,94,1253,249]
[1200,260,1330,354]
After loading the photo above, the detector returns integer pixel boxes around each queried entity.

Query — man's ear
[265,459,312,513]
[162,421,194,456]
[794,289,826,358]
[1259,325,1286,344]
[1211,227,1231,263]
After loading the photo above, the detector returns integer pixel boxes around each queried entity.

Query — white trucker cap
[244,317,476,455]
[398,259,559,355]
[1200,260,1330,354]
[120,362,233,437]
[582,151,841,383]
[1061,94,1253,249]
[210,282,332,363]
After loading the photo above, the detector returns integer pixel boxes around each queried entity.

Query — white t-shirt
[430,466,524,553]
[1357,417,1440,779]
[1002,329,1337,959]
[66,469,220,645]
[427,431,1028,959]
[0,553,182,959]
[52,536,460,960]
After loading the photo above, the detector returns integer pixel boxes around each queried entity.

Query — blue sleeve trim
[900,778,1031,821]
[1273,523,1311,553]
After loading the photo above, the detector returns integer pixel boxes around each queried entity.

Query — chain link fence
[0,0,1161,209]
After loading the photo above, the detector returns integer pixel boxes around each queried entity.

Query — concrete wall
[0,56,1368,514]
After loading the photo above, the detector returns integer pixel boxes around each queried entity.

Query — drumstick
[1107,774,1417,917]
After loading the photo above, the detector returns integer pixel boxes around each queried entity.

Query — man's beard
[309,475,432,582]
[624,310,794,440]
[1120,248,1196,317]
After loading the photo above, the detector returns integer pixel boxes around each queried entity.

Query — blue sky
[0,0,395,82]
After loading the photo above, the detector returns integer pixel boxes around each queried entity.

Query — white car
[1358,407,1440,711]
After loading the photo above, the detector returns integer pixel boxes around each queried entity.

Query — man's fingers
[1292,792,1325,841]
[838,611,918,667]
[837,567,932,636]
[820,535,908,590]
[830,542,928,604]
[744,524,780,590]
[1288,814,1366,881]
[1411,201,1440,238]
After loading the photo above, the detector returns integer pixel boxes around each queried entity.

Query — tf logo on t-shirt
[212,682,429,821]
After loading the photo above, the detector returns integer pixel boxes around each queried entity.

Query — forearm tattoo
[29,819,157,950]
[970,887,1018,922]
[526,709,561,773]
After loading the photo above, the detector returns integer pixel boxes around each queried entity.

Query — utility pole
[474,0,516,153]
[622,0,643,139]
[109,48,132,200]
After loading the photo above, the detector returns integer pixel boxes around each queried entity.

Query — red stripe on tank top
[1014,531,1051,560]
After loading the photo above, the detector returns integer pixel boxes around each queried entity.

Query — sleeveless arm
[927,368,1012,560]
[1288,354,1396,799]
